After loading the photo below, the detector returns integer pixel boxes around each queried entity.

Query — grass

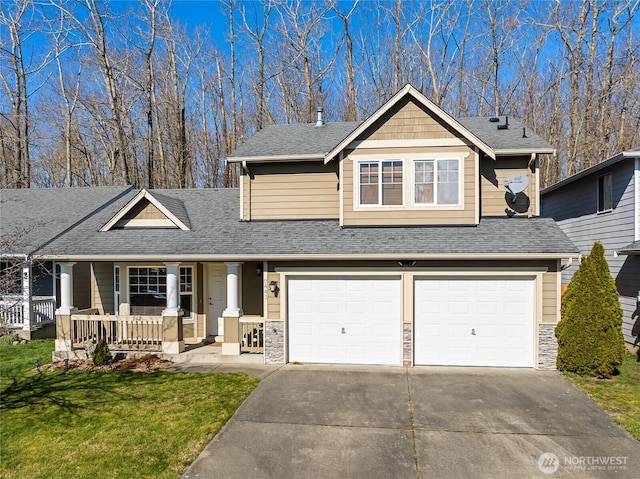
[0,339,260,479]
[563,352,640,441]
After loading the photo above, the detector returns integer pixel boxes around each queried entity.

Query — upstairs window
[597,173,612,213]
[359,160,403,206]
[414,159,460,205]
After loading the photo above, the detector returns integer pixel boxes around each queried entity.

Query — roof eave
[227,153,325,163]
[38,252,580,262]
[494,148,555,156]
[541,150,638,195]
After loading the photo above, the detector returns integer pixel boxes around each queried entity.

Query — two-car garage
[287,275,536,368]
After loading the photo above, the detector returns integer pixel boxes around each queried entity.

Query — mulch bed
[39,354,173,373]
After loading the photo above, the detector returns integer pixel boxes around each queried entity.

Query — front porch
[0,295,56,339]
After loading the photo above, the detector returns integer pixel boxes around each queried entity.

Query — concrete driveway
[182,365,640,479]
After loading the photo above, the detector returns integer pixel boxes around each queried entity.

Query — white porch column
[163,262,182,313]
[21,262,32,331]
[222,262,243,317]
[55,262,76,354]
[222,262,243,355]
[162,262,184,354]
[56,262,76,315]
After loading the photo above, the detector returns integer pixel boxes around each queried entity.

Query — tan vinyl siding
[266,272,280,319]
[367,99,461,141]
[91,262,114,314]
[249,162,339,220]
[343,146,476,226]
[242,262,264,316]
[542,270,559,324]
[183,322,194,338]
[73,262,92,310]
[480,156,537,216]
[241,169,251,220]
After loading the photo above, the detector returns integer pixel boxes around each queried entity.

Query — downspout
[241,161,251,221]
[527,153,537,218]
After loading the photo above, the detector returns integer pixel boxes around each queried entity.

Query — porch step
[161,344,264,365]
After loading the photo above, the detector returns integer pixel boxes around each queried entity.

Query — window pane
[382,161,403,205]
[598,173,612,211]
[437,160,459,204]
[414,160,434,204]
[359,163,379,205]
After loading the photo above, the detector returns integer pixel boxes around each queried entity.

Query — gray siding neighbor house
[541,147,640,351]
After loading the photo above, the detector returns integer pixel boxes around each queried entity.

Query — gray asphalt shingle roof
[1,186,132,256]
[229,116,552,160]
[618,240,640,255]
[457,117,554,152]
[39,188,578,259]
[230,122,362,158]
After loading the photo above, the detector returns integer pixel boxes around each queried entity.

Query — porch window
[359,160,403,206]
[414,159,459,205]
[127,266,193,318]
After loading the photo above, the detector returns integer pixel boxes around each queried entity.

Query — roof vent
[497,115,509,130]
[315,107,325,127]
[489,117,500,122]
[522,127,527,138]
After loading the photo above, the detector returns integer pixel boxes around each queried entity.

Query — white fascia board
[494,148,555,156]
[324,84,496,164]
[41,252,581,262]
[227,154,324,163]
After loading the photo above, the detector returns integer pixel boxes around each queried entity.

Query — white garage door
[415,277,535,367]
[288,276,402,365]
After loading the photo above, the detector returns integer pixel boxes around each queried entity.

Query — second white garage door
[288,276,402,365]
[414,277,535,367]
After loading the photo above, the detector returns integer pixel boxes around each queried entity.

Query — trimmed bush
[92,339,113,366]
[556,242,626,377]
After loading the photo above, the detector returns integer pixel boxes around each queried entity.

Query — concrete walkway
[181,365,640,479]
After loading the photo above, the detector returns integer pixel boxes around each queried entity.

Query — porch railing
[0,296,56,329]
[71,314,163,352]
[240,318,264,353]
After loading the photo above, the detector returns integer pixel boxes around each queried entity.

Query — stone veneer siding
[403,323,412,367]
[538,324,558,370]
[265,320,284,364]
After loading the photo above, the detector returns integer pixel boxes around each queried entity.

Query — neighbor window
[359,160,403,206]
[414,159,459,205]
[597,173,612,213]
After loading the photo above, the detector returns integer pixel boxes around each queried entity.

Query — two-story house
[23,85,577,369]
[541,147,640,352]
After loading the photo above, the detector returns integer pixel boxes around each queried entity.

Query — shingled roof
[229,85,553,162]
[37,188,578,260]
[1,186,132,256]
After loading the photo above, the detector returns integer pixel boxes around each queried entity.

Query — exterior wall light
[269,280,278,296]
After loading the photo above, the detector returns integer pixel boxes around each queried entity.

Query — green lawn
[563,352,640,441]
[0,339,259,479]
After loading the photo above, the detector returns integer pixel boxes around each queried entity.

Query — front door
[207,264,226,337]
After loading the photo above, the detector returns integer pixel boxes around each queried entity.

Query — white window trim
[412,158,463,208]
[353,152,467,211]
[356,158,405,208]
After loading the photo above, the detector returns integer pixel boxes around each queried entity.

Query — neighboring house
[6,85,578,369]
[0,186,131,338]
[541,147,640,351]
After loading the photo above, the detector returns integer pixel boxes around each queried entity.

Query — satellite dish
[503,174,529,195]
